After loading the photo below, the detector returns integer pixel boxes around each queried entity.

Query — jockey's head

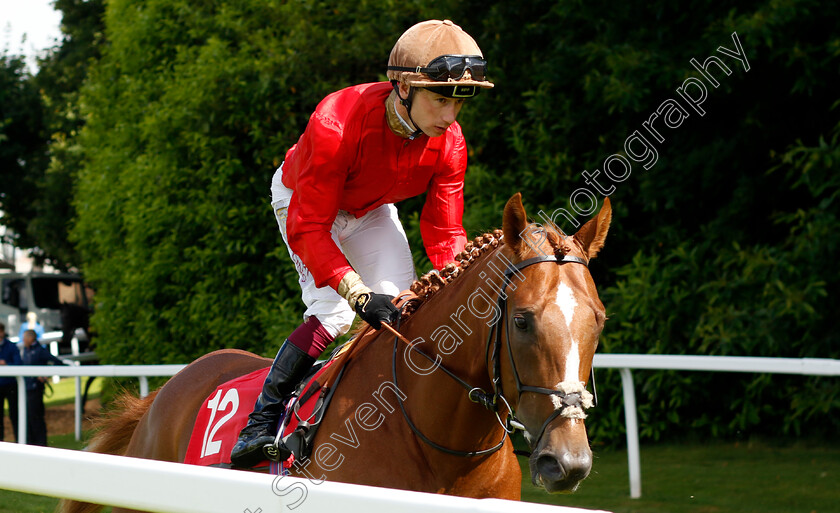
[387,20,494,137]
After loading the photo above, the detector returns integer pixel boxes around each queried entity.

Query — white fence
[0,363,185,444]
[0,443,609,513]
[593,354,840,498]
[2,355,839,500]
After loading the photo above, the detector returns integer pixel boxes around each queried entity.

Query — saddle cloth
[184,358,341,472]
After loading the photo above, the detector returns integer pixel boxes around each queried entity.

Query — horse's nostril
[536,450,593,487]
[536,454,564,481]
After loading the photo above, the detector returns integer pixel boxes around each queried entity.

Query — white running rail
[593,354,840,498]
[0,444,610,513]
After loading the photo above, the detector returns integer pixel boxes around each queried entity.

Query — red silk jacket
[281,82,468,291]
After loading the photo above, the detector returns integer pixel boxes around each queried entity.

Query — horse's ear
[503,192,528,256]
[573,197,612,259]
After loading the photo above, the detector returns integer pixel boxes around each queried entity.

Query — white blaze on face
[555,281,580,382]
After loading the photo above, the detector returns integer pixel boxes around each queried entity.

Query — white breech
[270,165,417,339]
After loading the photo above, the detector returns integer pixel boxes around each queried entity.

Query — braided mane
[404,223,569,314]
[407,230,503,305]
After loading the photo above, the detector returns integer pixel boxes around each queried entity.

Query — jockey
[230,19,494,468]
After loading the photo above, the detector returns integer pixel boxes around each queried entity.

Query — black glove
[353,292,399,329]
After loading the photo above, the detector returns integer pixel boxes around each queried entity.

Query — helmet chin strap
[391,81,423,140]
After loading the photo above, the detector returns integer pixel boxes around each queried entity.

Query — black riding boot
[229,342,316,468]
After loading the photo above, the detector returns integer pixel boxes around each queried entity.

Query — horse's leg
[81,376,96,414]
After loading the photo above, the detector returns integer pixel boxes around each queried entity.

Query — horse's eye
[513,315,527,331]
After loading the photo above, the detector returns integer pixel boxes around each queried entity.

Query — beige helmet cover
[387,19,494,89]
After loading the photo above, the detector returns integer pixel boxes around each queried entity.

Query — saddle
[269,344,350,470]
[183,339,359,472]
[184,295,418,472]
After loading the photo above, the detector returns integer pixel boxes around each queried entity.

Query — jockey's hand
[338,271,400,329]
[353,292,399,330]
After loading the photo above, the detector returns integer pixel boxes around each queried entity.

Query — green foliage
[27,0,107,269]
[0,52,48,251]
[0,1,106,269]
[454,0,840,445]
[589,119,840,443]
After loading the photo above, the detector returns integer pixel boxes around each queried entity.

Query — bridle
[488,254,596,447]
[390,250,597,457]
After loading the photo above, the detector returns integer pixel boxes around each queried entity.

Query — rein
[388,250,596,458]
[390,305,509,457]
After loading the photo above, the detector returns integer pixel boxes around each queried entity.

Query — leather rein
[389,252,597,457]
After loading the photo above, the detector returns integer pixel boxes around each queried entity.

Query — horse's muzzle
[531,447,592,493]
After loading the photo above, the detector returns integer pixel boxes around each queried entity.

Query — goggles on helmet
[388,54,487,82]
[425,84,480,98]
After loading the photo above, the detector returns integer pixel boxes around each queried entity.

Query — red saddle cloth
[184,367,269,468]
[184,360,337,471]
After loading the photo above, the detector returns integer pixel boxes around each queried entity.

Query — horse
[60,302,92,353]
[59,192,611,513]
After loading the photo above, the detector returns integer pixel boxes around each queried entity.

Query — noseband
[390,251,596,457]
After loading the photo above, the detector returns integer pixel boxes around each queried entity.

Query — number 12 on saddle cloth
[184,367,270,468]
[184,357,343,472]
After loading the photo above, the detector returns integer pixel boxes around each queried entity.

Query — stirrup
[262,441,291,463]
[263,425,309,463]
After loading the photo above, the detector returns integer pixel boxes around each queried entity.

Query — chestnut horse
[60,193,611,513]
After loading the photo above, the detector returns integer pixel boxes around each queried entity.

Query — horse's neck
[383,248,511,456]
[403,246,509,386]
[316,252,515,489]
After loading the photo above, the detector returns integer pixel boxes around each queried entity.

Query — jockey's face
[399,83,465,137]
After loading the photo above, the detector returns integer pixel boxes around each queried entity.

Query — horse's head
[496,192,611,493]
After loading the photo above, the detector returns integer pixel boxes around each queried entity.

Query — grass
[43,376,103,407]
[521,438,839,513]
[1,430,837,512]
